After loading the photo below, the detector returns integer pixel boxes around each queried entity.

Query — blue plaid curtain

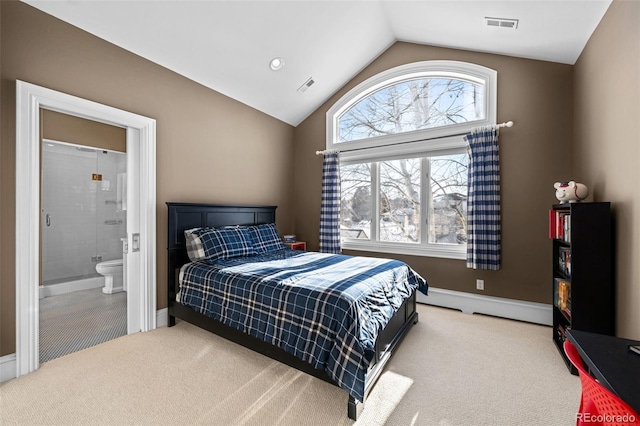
[464,126,501,270]
[319,152,341,254]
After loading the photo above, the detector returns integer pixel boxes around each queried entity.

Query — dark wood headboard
[166,202,277,304]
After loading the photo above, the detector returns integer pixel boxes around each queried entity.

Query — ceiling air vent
[485,17,519,29]
[297,77,315,94]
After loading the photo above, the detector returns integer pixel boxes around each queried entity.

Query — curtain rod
[315,121,514,155]
[315,149,340,156]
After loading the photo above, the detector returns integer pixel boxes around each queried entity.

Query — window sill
[341,240,466,260]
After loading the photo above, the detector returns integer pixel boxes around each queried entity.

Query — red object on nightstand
[285,241,306,251]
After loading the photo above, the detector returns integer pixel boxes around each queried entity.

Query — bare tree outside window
[379,159,420,243]
[338,78,483,143]
[340,156,468,245]
[429,154,468,244]
[340,163,372,240]
[338,77,476,246]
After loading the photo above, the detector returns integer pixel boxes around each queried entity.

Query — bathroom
[39,109,128,363]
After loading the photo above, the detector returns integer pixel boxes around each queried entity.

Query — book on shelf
[548,210,556,239]
[558,246,572,277]
[554,278,571,315]
[557,324,569,342]
[548,209,571,242]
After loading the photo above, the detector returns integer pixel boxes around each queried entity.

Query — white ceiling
[22,0,611,126]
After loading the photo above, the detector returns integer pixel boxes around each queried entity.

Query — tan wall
[574,0,640,339]
[293,42,574,305]
[42,109,126,152]
[0,1,295,356]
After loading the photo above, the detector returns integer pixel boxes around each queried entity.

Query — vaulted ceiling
[22,0,611,126]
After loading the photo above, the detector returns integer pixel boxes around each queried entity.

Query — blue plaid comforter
[178,249,428,402]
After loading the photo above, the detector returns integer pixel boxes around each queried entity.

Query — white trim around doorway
[15,81,157,378]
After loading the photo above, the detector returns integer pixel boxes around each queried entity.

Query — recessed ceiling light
[269,57,285,71]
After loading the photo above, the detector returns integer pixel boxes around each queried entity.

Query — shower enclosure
[41,140,127,293]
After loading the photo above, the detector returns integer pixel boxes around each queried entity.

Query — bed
[167,202,428,420]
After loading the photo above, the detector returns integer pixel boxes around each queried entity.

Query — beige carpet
[0,304,580,425]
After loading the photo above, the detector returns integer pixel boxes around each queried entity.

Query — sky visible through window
[338,77,484,142]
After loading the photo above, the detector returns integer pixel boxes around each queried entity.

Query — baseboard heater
[418,287,552,326]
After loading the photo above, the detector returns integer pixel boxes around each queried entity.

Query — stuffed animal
[554,181,589,203]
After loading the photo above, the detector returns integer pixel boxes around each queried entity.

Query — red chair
[564,341,640,425]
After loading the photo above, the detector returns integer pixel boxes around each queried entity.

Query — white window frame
[327,61,497,259]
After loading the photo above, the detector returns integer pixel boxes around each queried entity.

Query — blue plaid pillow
[185,227,255,261]
[247,223,286,253]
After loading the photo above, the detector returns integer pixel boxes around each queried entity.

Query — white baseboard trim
[2,308,170,384]
[39,277,104,299]
[0,353,17,383]
[418,287,552,326]
[156,308,168,328]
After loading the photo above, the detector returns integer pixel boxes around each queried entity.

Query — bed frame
[167,202,418,420]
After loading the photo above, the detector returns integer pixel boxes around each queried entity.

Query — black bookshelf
[549,202,614,374]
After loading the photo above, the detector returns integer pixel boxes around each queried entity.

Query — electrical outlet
[476,279,485,290]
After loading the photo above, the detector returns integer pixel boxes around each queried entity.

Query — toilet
[96,259,124,294]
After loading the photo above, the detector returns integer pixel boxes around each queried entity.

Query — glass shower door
[41,141,99,285]
[41,140,127,286]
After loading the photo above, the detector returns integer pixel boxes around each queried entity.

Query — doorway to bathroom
[39,134,128,363]
[15,81,157,378]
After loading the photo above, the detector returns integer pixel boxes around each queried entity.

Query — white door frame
[15,80,157,377]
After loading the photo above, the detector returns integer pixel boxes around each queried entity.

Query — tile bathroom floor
[39,287,127,363]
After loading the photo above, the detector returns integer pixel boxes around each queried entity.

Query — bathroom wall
[41,141,126,284]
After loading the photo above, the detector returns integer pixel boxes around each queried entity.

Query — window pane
[340,163,371,240]
[338,77,485,142]
[428,153,468,245]
[379,159,421,243]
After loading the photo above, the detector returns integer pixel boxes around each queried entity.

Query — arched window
[326,61,497,259]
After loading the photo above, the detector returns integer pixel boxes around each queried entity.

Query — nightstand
[285,241,306,251]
